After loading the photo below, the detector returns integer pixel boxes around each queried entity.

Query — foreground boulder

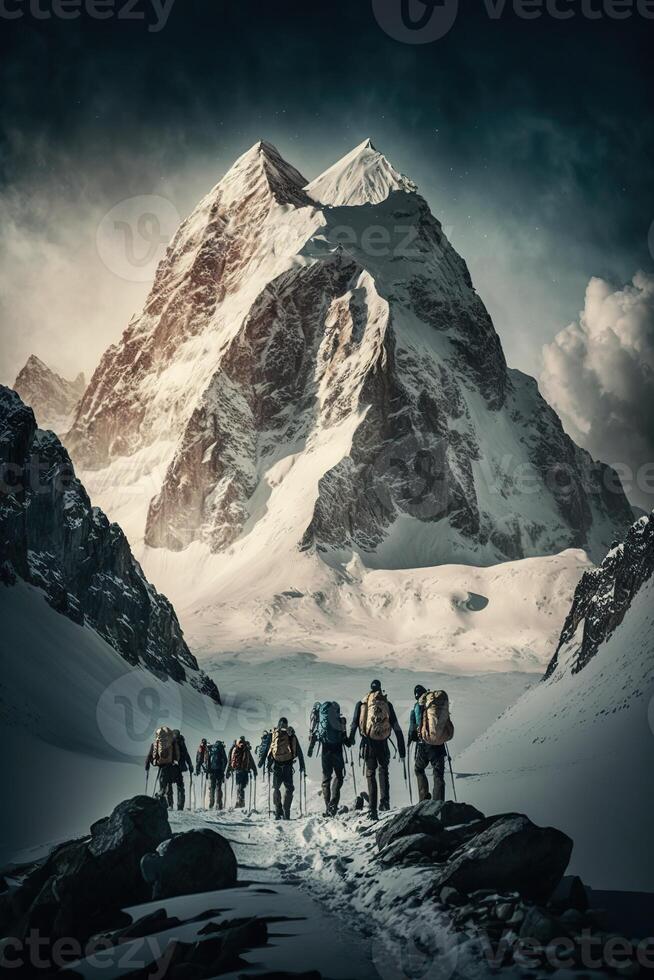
[435,814,573,902]
[376,800,484,852]
[377,802,573,904]
[141,828,237,900]
[5,797,171,944]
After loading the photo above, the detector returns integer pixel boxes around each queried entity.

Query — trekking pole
[152,769,161,797]
[268,776,272,818]
[402,755,409,804]
[304,773,308,816]
[349,750,357,797]
[189,772,194,812]
[407,744,413,805]
[446,747,458,803]
[298,770,303,818]
[145,771,150,795]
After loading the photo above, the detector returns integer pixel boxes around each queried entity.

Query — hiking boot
[379,802,390,813]
[368,809,379,822]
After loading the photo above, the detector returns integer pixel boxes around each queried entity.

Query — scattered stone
[548,874,589,912]
[495,902,514,921]
[141,829,237,900]
[519,907,560,946]
[440,886,466,907]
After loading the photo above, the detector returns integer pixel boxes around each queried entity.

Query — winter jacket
[175,734,193,773]
[349,695,406,758]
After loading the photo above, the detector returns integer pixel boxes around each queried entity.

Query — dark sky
[1,0,653,502]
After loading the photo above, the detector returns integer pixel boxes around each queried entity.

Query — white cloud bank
[540,272,654,511]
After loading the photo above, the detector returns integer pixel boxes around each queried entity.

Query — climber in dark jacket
[349,680,405,820]
[171,730,193,810]
[408,685,446,802]
[308,701,350,816]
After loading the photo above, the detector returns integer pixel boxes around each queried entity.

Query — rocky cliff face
[13,355,85,434]
[0,386,220,700]
[545,511,654,678]
[67,139,633,568]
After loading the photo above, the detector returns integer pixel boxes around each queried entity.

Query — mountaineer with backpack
[171,729,193,810]
[308,701,350,816]
[349,680,405,821]
[145,726,180,809]
[227,736,257,809]
[263,717,306,820]
[196,739,228,809]
[408,685,454,802]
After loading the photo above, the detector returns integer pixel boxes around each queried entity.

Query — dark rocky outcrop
[377,802,572,904]
[0,386,219,700]
[4,797,172,945]
[546,511,653,678]
[434,814,573,902]
[376,799,483,852]
[141,828,237,900]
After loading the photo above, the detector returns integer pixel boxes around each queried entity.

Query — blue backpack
[314,701,343,746]
[208,741,226,773]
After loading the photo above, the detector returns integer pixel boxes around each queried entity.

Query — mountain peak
[13,355,85,434]
[218,139,311,208]
[305,138,418,207]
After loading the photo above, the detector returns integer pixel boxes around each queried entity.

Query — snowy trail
[159,802,464,980]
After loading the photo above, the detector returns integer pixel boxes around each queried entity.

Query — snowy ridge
[0,385,219,699]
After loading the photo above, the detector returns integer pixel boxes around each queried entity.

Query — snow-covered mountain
[66,139,633,579]
[13,354,85,434]
[457,511,654,890]
[0,385,219,700]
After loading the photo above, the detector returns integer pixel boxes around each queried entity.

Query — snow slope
[0,580,222,864]
[456,524,654,890]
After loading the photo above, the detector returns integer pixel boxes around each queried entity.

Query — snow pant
[172,766,187,810]
[208,773,224,809]
[321,746,345,814]
[414,743,446,802]
[156,764,175,808]
[363,740,390,815]
[235,770,249,808]
[272,762,294,819]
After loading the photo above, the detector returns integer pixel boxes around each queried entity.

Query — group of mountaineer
[145,682,454,822]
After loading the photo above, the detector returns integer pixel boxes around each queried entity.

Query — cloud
[540,272,654,511]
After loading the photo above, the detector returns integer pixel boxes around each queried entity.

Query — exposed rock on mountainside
[67,139,633,568]
[545,510,654,678]
[13,354,85,434]
[0,386,219,700]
